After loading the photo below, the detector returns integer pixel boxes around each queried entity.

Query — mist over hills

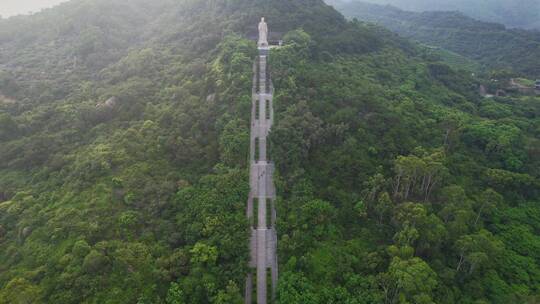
[329,0,540,77]
[0,0,539,303]
[345,0,540,29]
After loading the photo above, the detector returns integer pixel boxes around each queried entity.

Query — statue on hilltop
[258,17,268,47]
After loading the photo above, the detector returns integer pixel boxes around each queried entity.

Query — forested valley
[329,0,540,78]
[0,0,539,303]
[341,0,540,30]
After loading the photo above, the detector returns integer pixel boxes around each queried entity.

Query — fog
[351,0,540,29]
[1,0,68,18]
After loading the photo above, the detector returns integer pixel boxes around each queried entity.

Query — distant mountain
[341,0,540,30]
[330,0,540,77]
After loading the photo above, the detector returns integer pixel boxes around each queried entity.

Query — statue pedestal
[258,46,270,56]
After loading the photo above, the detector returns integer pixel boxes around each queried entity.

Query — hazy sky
[1,0,68,18]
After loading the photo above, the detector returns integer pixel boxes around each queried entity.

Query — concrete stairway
[245,48,278,304]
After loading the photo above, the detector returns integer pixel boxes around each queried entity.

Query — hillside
[329,0,540,78]
[1,0,539,303]
[345,0,540,30]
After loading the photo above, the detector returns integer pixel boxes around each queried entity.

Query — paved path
[245,48,278,304]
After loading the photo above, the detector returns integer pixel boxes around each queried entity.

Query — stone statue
[258,17,268,47]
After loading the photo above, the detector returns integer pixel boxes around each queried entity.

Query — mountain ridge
[341,0,540,30]
[329,0,540,77]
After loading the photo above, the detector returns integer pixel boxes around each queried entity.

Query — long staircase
[245,47,278,304]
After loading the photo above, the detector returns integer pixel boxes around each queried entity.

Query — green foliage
[165,282,185,304]
[385,257,438,303]
[283,29,312,48]
[218,119,249,167]
[190,243,218,266]
[0,113,18,141]
[71,240,91,258]
[0,0,259,301]
[393,148,448,201]
[0,278,42,304]
[270,100,324,174]
[277,271,322,303]
[0,0,538,303]
[269,12,539,303]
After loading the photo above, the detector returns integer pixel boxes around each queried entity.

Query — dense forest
[345,0,540,30]
[0,0,539,303]
[328,0,540,78]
